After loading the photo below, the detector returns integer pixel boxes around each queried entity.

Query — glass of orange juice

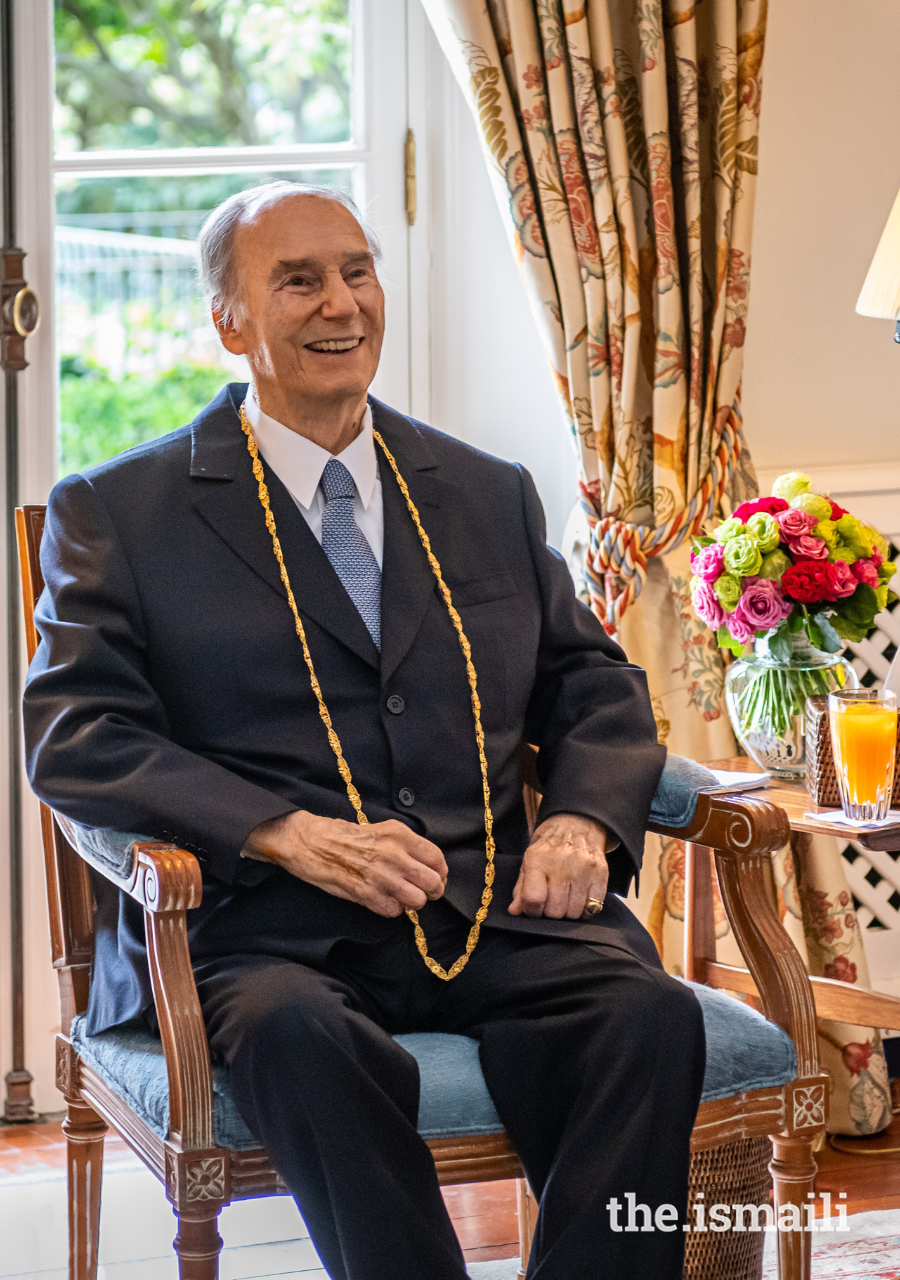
[828,690,897,820]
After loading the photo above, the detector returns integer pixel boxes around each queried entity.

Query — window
[48,0,410,475]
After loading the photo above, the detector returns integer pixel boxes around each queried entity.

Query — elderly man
[24,183,704,1280]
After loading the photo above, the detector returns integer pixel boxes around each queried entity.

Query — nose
[320,268,359,321]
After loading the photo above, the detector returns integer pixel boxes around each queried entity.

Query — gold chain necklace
[239,402,495,980]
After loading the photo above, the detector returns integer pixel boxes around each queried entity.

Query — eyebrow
[268,251,373,285]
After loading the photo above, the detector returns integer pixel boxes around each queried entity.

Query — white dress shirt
[245,385,384,568]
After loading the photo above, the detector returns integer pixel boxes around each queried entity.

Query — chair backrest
[16,505,95,1030]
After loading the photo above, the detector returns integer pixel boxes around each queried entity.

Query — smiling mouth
[305,337,362,353]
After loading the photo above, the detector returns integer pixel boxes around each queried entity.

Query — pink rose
[732,577,793,633]
[852,558,880,588]
[776,508,816,539]
[871,549,884,569]
[690,543,725,582]
[787,534,829,560]
[828,560,858,599]
[726,611,756,646]
[691,579,726,631]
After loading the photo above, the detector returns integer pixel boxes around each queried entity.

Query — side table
[684,757,900,1031]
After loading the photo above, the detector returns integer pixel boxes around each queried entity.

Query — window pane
[54,1,352,152]
[56,168,356,475]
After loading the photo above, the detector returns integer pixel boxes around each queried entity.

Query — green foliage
[54,0,351,151]
[59,362,227,474]
[804,611,841,654]
[829,583,881,644]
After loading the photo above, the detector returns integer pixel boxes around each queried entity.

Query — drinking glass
[828,689,898,821]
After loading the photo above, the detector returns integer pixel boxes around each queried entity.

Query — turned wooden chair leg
[63,1100,107,1280]
[173,1211,224,1280]
[770,1135,817,1280]
[516,1177,537,1278]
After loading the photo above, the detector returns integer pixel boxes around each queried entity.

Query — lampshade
[857,186,900,319]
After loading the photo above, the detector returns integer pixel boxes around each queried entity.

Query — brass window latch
[1,247,40,373]
[405,128,416,227]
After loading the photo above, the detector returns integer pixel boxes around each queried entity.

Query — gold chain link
[239,403,495,980]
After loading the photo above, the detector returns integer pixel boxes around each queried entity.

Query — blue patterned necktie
[319,458,382,650]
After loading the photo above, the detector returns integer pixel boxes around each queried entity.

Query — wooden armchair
[18,504,828,1280]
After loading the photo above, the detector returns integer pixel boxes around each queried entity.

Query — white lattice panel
[837,547,900,1001]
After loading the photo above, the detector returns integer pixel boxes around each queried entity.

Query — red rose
[829,500,847,519]
[733,497,790,522]
[781,559,833,603]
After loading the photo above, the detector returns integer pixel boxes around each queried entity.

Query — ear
[212,302,247,356]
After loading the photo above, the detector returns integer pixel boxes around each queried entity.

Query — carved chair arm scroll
[57,817,214,1153]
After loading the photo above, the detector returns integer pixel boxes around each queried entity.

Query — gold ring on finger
[582,896,604,918]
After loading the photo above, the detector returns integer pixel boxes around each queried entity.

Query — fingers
[508,864,549,917]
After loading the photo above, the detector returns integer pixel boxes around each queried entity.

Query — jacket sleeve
[23,473,299,886]
[516,466,666,892]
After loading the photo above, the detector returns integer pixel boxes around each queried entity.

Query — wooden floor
[5,1113,900,1265]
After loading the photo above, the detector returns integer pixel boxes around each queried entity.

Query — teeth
[307,338,361,352]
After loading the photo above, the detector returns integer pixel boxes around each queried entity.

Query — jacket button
[386,695,405,715]
[398,787,415,807]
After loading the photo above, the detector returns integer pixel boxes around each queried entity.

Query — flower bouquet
[690,472,897,776]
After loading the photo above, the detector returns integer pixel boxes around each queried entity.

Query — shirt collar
[245,385,378,513]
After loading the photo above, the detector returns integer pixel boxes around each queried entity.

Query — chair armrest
[132,843,215,1152]
[53,812,202,911]
[649,791,790,856]
[54,814,214,1152]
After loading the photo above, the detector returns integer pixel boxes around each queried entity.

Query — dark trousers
[194,899,705,1280]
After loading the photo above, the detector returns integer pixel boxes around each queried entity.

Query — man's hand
[508,813,609,920]
[243,811,448,918]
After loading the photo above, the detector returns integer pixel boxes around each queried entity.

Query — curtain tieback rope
[582,407,745,634]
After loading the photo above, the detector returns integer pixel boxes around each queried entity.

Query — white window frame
[3,0,430,1112]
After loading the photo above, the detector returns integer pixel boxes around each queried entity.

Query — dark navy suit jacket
[24,385,666,1034]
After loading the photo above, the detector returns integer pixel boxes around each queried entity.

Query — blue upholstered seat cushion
[70,979,795,1148]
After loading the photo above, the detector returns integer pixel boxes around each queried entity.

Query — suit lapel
[373,399,454,686]
[190,384,380,670]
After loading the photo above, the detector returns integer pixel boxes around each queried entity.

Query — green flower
[758,549,791,582]
[713,516,747,544]
[790,492,832,522]
[876,584,890,610]
[746,512,780,553]
[771,472,812,502]
[722,534,763,578]
[713,574,742,612]
[816,515,874,563]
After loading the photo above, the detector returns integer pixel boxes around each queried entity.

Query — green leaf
[806,612,841,653]
[787,609,805,633]
[831,613,870,643]
[838,583,879,627]
[716,625,744,657]
[767,621,793,664]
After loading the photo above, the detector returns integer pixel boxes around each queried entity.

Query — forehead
[235,195,369,265]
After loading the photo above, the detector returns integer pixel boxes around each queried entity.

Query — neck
[253,382,369,454]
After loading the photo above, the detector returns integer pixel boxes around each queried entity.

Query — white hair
[197,181,383,325]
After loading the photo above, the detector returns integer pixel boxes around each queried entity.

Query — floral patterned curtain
[422,0,891,1134]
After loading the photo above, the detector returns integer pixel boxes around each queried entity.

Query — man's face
[220,195,385,403]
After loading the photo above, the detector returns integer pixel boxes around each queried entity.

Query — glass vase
[724,633,859,780]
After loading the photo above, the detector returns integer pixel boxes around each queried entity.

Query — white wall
[742,0,900,477]
[420,27,578,549]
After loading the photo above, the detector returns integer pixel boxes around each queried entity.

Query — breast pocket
[448,570,518,608]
